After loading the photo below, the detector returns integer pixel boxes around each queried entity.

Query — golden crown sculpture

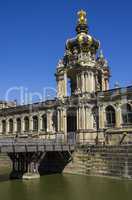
[77,9,87,25]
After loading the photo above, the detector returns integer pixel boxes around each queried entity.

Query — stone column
[0,121,2,134]
[116,103,122,128]
[12,119,15,135]
[57,109,60,132]
[39,115,42,131]
[76,74,78,91]
[77,108,79,130]
[6,119,10,135]
[85,107,88,129]
[85,73,88,93]
[88,72,91,92]
[85,107,87,129]
[86,107,92,129]
[84,73,86,93]
[63,108,67,143]
[78,106,82,129]
[78,105,85,130]
[81,72,85,93]
[64,71,67,97]
[60,109,63,132]
[88,72,92,92]
[37,115,41,135]
[47,110,51,132]
[86,106,91,129]
[92,72,95,92]
[21,117,25,134]
[94,73,98,91]
[29,116,33,132]
[82,105,85,129]
[84,73,86,92]
[90,107,94,129]
[91,72,93,92]
[14,118,17,134]
[86,73,89,92]
[99,105,105,129]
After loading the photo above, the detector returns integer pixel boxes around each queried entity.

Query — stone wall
[1,146,132,180]
[63,145,132,179]
[0,153,11,168]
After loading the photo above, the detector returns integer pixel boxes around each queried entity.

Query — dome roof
[66,32,99,54]
[65,10,100,54]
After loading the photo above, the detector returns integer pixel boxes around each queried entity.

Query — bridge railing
[0,138,75,153]
[0,136,76,145]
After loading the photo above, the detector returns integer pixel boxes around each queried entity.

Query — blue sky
[0,0,132,102]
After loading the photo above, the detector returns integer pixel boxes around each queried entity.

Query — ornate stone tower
[56,10,110,99]
[55,10,111,144]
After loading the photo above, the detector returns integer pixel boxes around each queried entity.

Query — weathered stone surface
[64,145,132,179]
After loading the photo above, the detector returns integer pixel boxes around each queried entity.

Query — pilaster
[21,117,25,134]
[14,118,17,134]
[115,103,122,128]
[6,119,10,134]
[0,120,2,134]
[29,116,33,132]
[99,105,105,129]
[47,110,52,132]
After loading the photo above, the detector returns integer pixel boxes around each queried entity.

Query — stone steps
[64,146,132,179]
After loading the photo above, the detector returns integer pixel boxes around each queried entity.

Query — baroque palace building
[0,10,132,145]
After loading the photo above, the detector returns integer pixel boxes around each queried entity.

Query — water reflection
[0,172,132,200]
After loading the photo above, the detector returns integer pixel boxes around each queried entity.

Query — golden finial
[77,9,87,25]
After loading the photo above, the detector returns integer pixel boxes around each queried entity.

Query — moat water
[0,168,132,200]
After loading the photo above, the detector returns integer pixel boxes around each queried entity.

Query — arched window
[121,104,132,124]
[16,118,21,133]
[2,120,6,134]
[9,119,13,133]
[42,114,47,131]
[24,117,29,132]
[33,116,38,131]
[105,105,116,127]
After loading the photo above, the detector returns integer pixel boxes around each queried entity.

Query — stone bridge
[0,138,74,179]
